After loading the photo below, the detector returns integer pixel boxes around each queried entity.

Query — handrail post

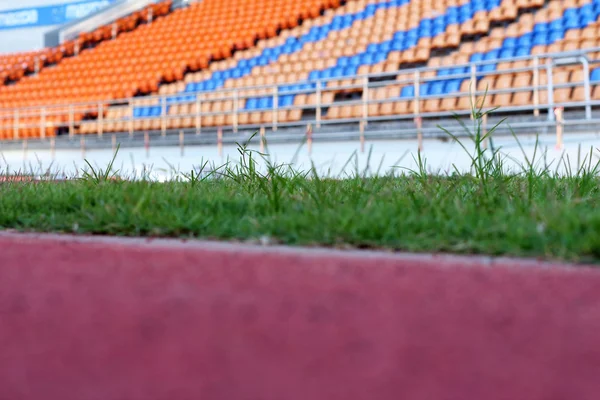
[316,80,322,128]
[414,71,422,147]
[69,104,74,137]
[306,124,313,155]
[533,56,540,117]
[161,95,167,137]
[233,90,239,133]
[272,86,278,131]
[217,126,223,157]
[98,102,104,138]
[414,70,421,116]
[482,113,489,149]
[555,106,564,149]
[546,59,554,122]
[362,76,369,123]
[13,110,19,140]
[179,130,184,156]
[40,108,46,139]
[128,99,134,137]
[580,56,592,120]
[470,64,477,119]
[259,125,265,153]
[359,120,365,153]
[195,95,202,135]
[416,116,423,152]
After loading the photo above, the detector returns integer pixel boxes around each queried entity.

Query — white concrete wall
[0,26,51,53]
[2,133,600,180]
[0,0,69,53]
[0,0,115,53]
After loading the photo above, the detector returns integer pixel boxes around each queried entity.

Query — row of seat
[240,0,547,111]
[0,0,340,113]
[0,1,172,86]
[0,63,598,139]
[338,0,598,110]
[0,0,540,138]
[140,0,543,120]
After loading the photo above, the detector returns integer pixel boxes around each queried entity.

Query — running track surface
[1,233,599,400]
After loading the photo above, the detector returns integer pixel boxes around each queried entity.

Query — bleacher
[0,0,599,141]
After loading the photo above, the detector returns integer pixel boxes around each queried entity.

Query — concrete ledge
[0,232,599,400]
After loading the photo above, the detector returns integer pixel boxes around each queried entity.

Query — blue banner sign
[0,0,117,30]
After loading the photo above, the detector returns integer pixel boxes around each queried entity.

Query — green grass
[2,102,600,264]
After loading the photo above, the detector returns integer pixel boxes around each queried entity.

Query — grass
[1,100,600,264]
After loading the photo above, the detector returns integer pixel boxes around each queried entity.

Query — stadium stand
[352,0,599,118]
[0,2,171,87]
[129,0,532,124]
[0,0,600,141]
[128,0,549,130]
[0,0,340,139]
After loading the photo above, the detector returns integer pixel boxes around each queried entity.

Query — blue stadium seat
[331,66,344,78]
[338,57,349,67]
[499,48,515,59]
[430,81,445,95]
[150,106,162,117]
[343,66,357,76]
[515,47,531,57]
[204,81,216,91]
[245,98,258,110]
[549,19,564,31]
[483,50,499,61]
[479,63,497,73]
[444,80,461,93]
[532,32,548,46]
[517,33,533,47]
[450,67,469,75]
[548,29,565,43]
[470,53,484,63]
[533,23,548,33]
[503,37,517,48]
[401,86,415,98]
[184,83,195,93]
[278,95,294,107]
[308,71,321,81]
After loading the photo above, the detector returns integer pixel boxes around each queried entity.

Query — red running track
[0,233,599,400]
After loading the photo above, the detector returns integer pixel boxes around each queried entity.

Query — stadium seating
[330,0,599,118]
[2,0,600,140]
[0,0,339,139]
[0,2,171,87]
[291,0,595,118]
[128,0,546,130]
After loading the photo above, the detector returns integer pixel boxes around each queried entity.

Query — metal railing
[2,46,600,143]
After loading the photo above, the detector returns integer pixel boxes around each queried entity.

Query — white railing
[1,47,600,142]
